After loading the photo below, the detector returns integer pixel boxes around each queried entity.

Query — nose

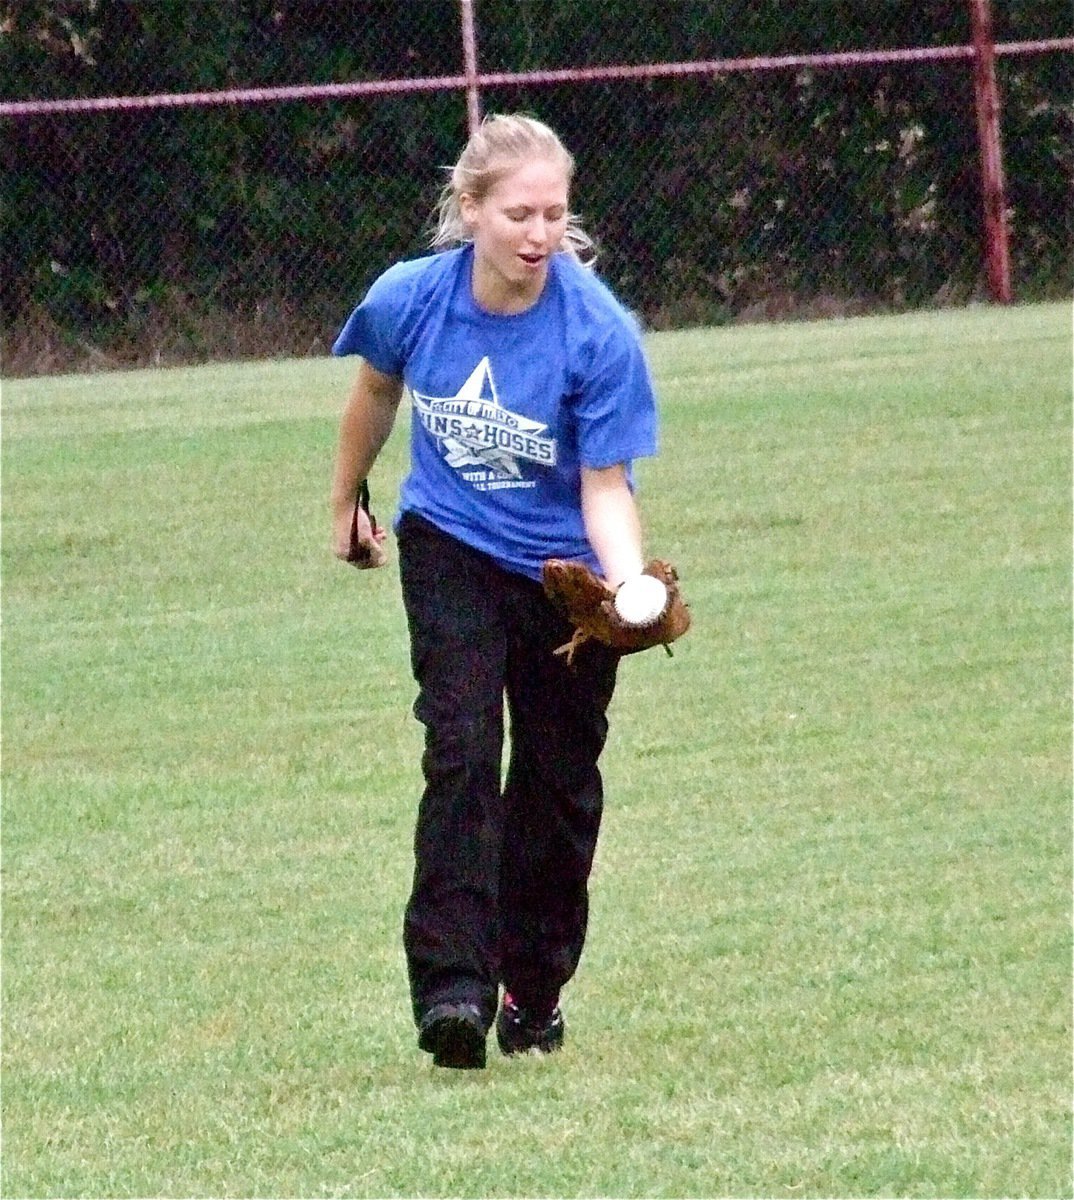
[526,215,547,246]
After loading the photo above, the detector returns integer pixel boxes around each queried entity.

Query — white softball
[614,574,668,627]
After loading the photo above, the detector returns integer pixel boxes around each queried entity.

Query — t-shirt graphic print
[412,356,556,492]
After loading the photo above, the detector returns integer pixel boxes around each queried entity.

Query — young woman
[330,113,659,1069]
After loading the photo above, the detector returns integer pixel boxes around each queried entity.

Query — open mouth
[519,253,545,268]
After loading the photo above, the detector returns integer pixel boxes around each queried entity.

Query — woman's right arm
[330,359,405,566]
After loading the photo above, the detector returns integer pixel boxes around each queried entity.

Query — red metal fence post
[969,0,1013,303]
[459,0,482,135]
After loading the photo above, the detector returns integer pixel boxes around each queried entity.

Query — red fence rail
[2,37,1068,117]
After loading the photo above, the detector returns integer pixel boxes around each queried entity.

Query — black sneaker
[495,993,565,1056]
[418,1001,487,1069]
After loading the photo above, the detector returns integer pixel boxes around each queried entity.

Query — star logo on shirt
[411,358,556,490]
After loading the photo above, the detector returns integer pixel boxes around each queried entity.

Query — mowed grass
[2,303,1070,1199]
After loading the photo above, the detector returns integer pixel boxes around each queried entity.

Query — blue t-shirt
[332,244,658,580]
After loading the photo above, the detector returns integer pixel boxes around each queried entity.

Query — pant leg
[396,513,508,1030]
[498,575,620,1009]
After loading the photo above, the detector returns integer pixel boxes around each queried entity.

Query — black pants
[397,512,619,1031]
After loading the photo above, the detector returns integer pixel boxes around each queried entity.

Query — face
[461,155,571,312]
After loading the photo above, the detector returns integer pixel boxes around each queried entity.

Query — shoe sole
[496,1031,564,1056]
[422,1012,487,1070]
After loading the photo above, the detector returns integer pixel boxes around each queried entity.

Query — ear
[458,192,480,230]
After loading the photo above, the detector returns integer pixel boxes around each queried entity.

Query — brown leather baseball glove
[541,557,691,665]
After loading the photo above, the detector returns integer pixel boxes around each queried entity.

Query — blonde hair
[430,113,596,264]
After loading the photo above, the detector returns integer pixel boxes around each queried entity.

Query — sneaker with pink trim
[495,993,565,1056]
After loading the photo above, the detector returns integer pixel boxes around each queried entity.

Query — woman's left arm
[580,463,645,588]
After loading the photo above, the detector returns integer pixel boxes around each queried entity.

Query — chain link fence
[1,1,1070,376]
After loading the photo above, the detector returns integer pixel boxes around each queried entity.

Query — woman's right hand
[329,362,403,571]
[333,497,388,569]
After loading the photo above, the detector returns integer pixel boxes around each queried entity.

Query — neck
[470,256,547,315]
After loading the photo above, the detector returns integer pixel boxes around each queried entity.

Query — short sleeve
[332,264,412,376]
[573,319,659,469]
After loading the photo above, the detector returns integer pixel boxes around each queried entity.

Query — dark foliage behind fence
[1,1,1070,376]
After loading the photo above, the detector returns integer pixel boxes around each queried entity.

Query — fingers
[348,540,388,569]
[334,504,388,569]
[348,532,386,568]
[348,511,388,569]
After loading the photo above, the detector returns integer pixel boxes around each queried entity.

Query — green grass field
[2,303,1071,1199]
